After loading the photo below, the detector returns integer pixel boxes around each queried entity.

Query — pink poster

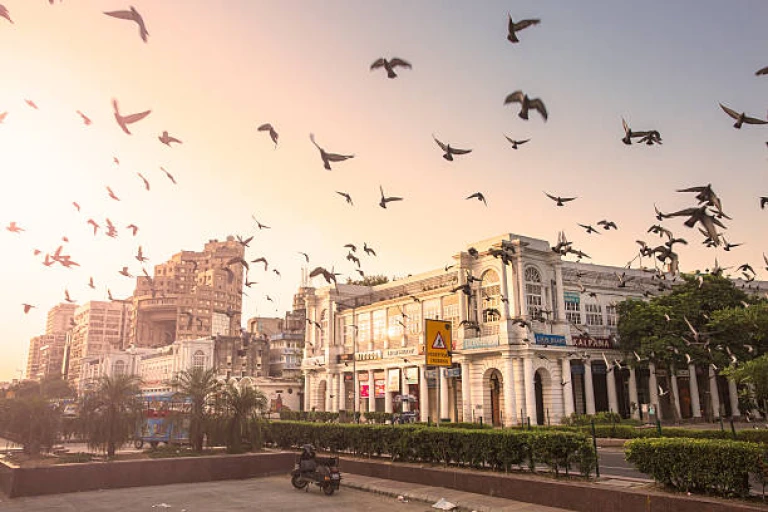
[360,383,369,398]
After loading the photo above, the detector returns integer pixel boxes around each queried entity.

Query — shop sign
[384,347,418,359]
[360,383,369,398]
[534,333,566,346]
[358,372,369,381]
[425,369,438,379]
[355,350,382,361]
[387,368,401,392]
[404,367,419,384]
[573,335,615,349]
[564,291,581,304]
[338,353,355,362]
[304,356,326,366]
[463,336,499,349]
[374,380,386,398]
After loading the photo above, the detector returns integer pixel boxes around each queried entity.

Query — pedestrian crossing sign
[425,319,452,367]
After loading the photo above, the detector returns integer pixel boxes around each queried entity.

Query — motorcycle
[290,444,342,496]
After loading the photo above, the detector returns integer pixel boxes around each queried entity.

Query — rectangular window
[585,303,603,326]
[606,305,617,327]
[564,292,582,325]
[356,313,370,345]
[405,304,421,335]
[388,307,403,338]
[372,310,386,346]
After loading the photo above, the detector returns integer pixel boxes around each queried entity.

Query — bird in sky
[25,99,38,110]
[135,246,148,262]
[664,205,726,244]
[6,221,23,233]
[506,13,540,43]
[309,266,339,285]
[22,303,35,314]
[119,266,133,278]
[298,252,309,263]
[379,185,403,209]
[126,224,139,236]
[503,135,530,149]
[363,242,376,256]
[336,191,353,205]
[760,197,767,209]
[88,277,95,289]
[433,134,472,161]
[86,219,99,235]
[257,123,279,147]
[137,172,150,191]
[251,257,268,271]
[236,235,253,247]
[466,192,487,206]
[0,112,7,123]
[64,289,75,304]
[251,215,270,230]
[112,98,151,135]
[76,110,92,125]
[504,91,548,121]
[104,6,149,43]
[309,133,354,170]
[578,224,600,234]
[719,103,768,129]
[344,243,357,252]
[72,202,81,212]
[158,131,182,146]
[544,192,577,206]
[346,252,361,267]
[106,186,120,201]
[756,66,768,76]
[597,220,618,230]
[0,5,12,24]
[160,167,177,184]
[370,57,412,79]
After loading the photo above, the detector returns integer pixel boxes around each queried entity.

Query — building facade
[301,233,761,426]
[26,302,77,380]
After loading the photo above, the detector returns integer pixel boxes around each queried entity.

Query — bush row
[563,424,768,444]
[625,438,764,498]
[263,421,596,477]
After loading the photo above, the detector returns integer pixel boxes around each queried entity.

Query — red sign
[573,335,615,349]
[360,384,369,398]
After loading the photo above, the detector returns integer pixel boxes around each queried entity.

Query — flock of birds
[2,4,767,383]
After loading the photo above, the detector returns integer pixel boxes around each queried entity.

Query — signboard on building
[404,367,419,384]
[534,333,566,346]
[387,368,401,392]
[564,291,581,304]
[424,319,452,367]
[374,380,386,398]
[384,347,418,359]
[355,350,382,361]
[338,353,355,363]
[573,335,615,349]
[360,383,369,398]
[304,355,326,366]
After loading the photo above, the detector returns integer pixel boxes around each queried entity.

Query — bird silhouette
[88,277,95,289]
[578,223,600,234]
[466,192,487,206]
[64,289,75,303]
[76,110,92,125]
[756,66,768,76]
[597,220,618,230]
[544,192,576,206]
[309,266,340,285]
[379,185,403,209]
[119,267,133,278]
[251,257,268,271]
[507,13,540,43]
[503,135,530,149]
[6,222,23,233]
[433,135,472,161]
[336,191,353,205]
[310,133,354,170]
[158,131,182,146]
[236,235,253,247]
[298,252,309,263]
[257,123,279,147]
[370,57,412,78]
[106,186,120,201]
[126,224,139,236]
[104,6,149,43]
[760,197,767,209]
[112,98,151,135]
[135,246,148,262]
[22,303,35,314]
[0,4,12,24]
[251,215,270,229]
[504,91,548,121]
[719,103,768,129]
[160,167,177,185]
[363,242,376,256]
[344,243,357,252]
[137,172,150,191]
[25,99,38,110]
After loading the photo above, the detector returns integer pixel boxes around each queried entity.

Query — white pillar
[670,368,681,419]
[649,363,661,420]
[689,364,702,419]
[420,365,429,423]
[439,367,449,420]
[728,378,741,418]
[584,360,596,415]
[304,372,311,411]
[499,260,512,320]
[709,365,721,419]
[503,355,517,427]
[368,369,376,413]
[628,367,640,420]
[516,254,527,318]
[461,360,472,423]
[523,357,536,423]
[385,369,393,414]
[554,264,567,323]
[607,367,619,414]
[561,358,575,417]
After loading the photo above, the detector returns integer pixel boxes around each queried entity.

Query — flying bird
[756,66,768,76]
[578,223,600,234]
[87,219,99,235]
[251,257,268,271]
[504,91,548,121]
[158,131,182,146]
[363,242,376,256]
[544,192,577,206]
[251,215,270,230]
[76,110,92,125]
[126,224,139,236]
[433,134,472,161]
[64,289,75,303]
[507,13,540,43]
[503,135,530,149]
[22,303,35,314]
[88,277,95,289]
[257,123,278,147]
[112,98,151,135]
[72,202,81,212]
[719,103,768,129]
[336,191,353,205]
[379,185,403,209]
[309,133,354,170]
[309,266,340,285]
[344,243,357,252]
[597,220,618,230]
[236,235,253,247]
[370,57,412,79]
[119,266,133,278]
[466,192,487,206]
[104,6,148,43]
[760,197,767,209]
[298,252,309,263]
[25,99,38,109]
[6,221,23,233]
[137,172,150,191]
[135,246,148,262]
[0,111,6,123]
[0,4,12,23]
[106,186,120,201]
[160,167,177,184]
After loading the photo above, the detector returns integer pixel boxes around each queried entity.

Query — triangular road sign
[432,332,446,350]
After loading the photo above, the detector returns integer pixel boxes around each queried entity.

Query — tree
[724,354,768,417]
[168,367,219,452]
[79,374,143,457]
[346,274,389,286]
[707,302,768,367]
[219,382,267,453]
[3,395,60,455]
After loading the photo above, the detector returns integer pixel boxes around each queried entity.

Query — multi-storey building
[66,300,133,390]
[45,303,77,335]
[131,237,245,347]
[301,232,765,426]
[26,303,77,380]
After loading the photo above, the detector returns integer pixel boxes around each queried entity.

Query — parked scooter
[290,444,342,496]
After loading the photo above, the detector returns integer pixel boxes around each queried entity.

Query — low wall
[340,458,765,512]
[1,451,294,498]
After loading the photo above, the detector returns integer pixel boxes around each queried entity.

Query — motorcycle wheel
[322,483,335,496]
[133,439,144,449]
[291,474,308,489]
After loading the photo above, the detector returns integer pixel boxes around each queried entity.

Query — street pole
[437,367,441,427]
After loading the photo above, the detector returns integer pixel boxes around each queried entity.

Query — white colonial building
[301,233,762,426]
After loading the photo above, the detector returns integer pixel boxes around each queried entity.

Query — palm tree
[79,374,143,457]
[167,367,219,452]
[219,381,267,453]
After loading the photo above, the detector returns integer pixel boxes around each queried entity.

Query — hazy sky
[1,1,767,381]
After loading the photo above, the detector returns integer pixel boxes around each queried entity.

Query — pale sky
[1,1,767,381]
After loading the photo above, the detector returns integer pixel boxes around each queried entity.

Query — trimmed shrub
[625,438,762,498]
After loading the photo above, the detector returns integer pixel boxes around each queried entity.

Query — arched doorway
[534,372,544,425]
[490,372,501,426]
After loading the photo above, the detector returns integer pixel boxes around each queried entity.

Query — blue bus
[134,392,191,449]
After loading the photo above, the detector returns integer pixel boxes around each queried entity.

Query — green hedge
[625,438,763,498]
[263,421,596,477]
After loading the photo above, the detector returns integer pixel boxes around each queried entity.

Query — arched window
[193,350,206,369]
[112,360,126,376]
[524,266,543,319]
[481,270,501,323]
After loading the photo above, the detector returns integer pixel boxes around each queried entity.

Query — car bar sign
[425,319,452,367]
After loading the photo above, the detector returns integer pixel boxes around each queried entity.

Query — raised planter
[0,451,294,498]
[339,457,767,512]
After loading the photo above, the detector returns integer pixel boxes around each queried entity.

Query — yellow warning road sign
[425,319,452,367]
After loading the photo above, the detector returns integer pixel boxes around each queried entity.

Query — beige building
[66,300,133,390]
[26,303,77,380]
[46,303,77,335]
[131,237,245,347]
